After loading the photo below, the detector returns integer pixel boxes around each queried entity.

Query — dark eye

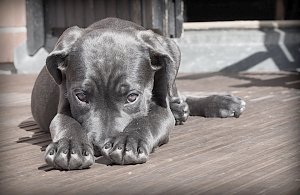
[76,92,88,103]
[127,93,139,103]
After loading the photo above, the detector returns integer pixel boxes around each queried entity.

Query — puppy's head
[46,26,175,146]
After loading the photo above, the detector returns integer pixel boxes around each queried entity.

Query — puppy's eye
[127,93,139,103]
[76,92,88,103]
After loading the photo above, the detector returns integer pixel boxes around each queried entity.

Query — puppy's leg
[186,95,246,118]
[45,114,94,170]
[101,103,175,165]
[169,83,189,125]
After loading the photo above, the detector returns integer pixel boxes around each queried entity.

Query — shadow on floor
[177,72,300,90]
[227,73,300,89]
[17,117,53,171]
[17,117,51,151]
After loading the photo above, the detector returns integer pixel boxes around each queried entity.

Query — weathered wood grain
[0,73,299,194]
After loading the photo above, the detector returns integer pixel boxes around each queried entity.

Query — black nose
[93,144,102,157]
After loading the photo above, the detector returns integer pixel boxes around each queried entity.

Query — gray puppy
[31,18,245,170]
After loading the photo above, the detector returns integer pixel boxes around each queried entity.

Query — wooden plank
[26,0,45,55]
[174,0,183,37]
[55,0,65,28]
[168,0,175,38]
[74,0,84,27]
[44,0,56,36]
[130,0,142,25]
[141,0,152,29]
[151,0,164,35]
[117,0,130,20]
[275,0,285,20]
[94,0,106,21]
[106,0,117,18]
[83,0,95,26]
[0,73,299,194]
[64,0,75,27]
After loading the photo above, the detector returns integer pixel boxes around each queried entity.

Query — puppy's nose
[93,144,102,157]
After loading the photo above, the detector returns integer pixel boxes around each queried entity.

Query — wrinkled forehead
[66,31,153,88]
[81,31,141,63]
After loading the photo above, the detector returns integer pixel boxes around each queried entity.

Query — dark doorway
[184,0,300,22]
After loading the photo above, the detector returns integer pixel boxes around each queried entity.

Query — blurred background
[0,0,299,74]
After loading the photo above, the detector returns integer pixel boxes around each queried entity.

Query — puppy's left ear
[137,30,180,107]
[46,26,84,85]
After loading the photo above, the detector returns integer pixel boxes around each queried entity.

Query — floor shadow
[177,72,220,80]
[18,117,54,171]
[227,73,300,89]
[17,117,51,152]
[177,72,300,90]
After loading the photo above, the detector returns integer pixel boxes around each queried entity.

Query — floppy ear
[46,26,84,85]
[137,30,180,107]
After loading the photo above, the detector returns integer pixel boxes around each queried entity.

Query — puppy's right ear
[46,26,84,85]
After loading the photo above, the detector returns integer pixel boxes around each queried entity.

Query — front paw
[205,95,246,118]
[45,138,94,170]
[101,132,149,165]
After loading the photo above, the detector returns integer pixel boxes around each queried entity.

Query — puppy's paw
[205,95,246,118]
[45,138,94,170]
[101,132,149,165]
[170,97,190,125]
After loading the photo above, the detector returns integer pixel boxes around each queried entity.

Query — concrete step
[176,21,300,73]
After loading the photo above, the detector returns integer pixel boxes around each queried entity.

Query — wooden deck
[0,72,299,194]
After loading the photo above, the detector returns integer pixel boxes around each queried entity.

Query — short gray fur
[31,18,246,170]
